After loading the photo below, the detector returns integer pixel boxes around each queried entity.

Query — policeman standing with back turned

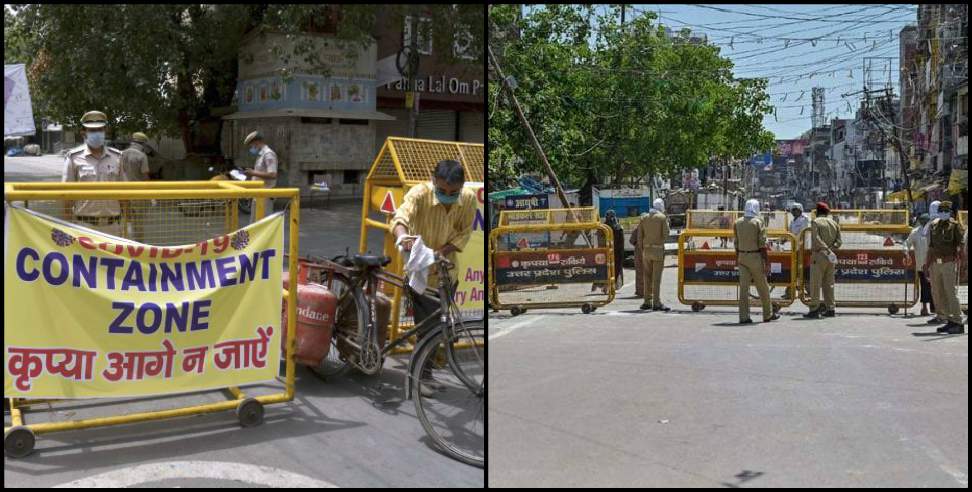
[734,199,779,324]
[804,202,841,319]
[638,198,670,311]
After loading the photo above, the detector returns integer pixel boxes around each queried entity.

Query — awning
[222,108,395,121]
[488,187,531,202]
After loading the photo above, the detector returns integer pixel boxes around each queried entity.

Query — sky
[523,4,921,140]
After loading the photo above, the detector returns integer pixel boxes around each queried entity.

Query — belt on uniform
[76,215,120,225]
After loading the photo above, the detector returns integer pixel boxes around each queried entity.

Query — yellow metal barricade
[797,225,916,313]
[489,207,615,315]
[687,209,791,232]
[959,210,968,312]
[358,137,484,354]
[677,229,798,312]
[810,208,910,227]
[4,181,300,458]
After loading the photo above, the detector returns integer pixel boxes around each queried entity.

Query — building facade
[372,10,484,156]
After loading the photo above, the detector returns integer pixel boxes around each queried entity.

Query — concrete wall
[223,117,375,199]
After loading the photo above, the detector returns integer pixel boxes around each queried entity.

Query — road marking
[53,461,339,488]
[914,437,968,486]
[489,315,544,340]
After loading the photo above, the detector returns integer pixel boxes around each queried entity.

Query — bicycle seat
[351,254,391,268]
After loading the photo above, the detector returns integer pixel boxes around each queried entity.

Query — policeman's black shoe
[764,313,781,322]
[936,325,951,333]
[739,319,754,325]
[652,304,671,312]
[945,322,965,335]
[639,303,652,311]
[926,317,947,325]
[822,310,836,317]
[803,309,821,319]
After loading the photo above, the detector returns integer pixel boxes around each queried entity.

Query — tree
[488,5,775,190]
[6,4,482,154]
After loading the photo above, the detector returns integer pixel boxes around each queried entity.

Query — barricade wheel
[692,302,705,312]
[772,302,781,314]
[511,306,523,316]
[582,303,593,314]
[236,398,264,428]
[888,304,899,315]
[4,425,35,458]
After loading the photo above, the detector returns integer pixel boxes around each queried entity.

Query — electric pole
[488,40,592,246]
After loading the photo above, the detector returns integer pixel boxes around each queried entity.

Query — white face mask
[86,131,105,148]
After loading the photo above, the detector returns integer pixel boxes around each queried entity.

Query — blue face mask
[86,131,105,148]
[434,185,460,205]
[248,146,260,156]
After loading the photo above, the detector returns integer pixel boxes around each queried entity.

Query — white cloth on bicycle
[397,234,435,293]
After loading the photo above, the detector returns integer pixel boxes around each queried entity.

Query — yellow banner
[4,206,284,398]
[454,183,485,320]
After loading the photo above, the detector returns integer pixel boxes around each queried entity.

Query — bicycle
[296,252,485,467]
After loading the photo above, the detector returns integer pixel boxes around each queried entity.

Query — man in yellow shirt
[391,159,477,395]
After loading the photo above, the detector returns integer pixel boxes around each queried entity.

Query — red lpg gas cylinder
[281,272,337,366]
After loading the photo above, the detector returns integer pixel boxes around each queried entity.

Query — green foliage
[489,5,775,188]
[6,4,482,151]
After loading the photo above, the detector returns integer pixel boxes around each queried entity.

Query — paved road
[489,259,968,488]
[4,154,65,182]
[4,156,483,486]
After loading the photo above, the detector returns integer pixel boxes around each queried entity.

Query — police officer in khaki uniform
[925,201,966,334]
[62,111,126,237]
[120,133,152,242]
[638,198,670,311]
[630,214,646,297]
[243,131,279,223]
[124,132,153,180]
[804,202,842,318]
[734,199,779,323]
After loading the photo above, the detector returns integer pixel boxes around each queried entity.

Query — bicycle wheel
[413,321,485,467]
[310,273,363,380]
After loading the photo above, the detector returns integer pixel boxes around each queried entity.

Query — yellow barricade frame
[677,229,798,311]
[3,181,300,456]
[489,220,616,314]
[957,210,968,311]
[809,208,910,229]
[686,209,792,232]
[358,137,484,355]
[797,225,918,312]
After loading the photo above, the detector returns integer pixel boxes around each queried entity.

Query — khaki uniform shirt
[810,216,842,253]
[62,144,125,216]
[120,147,149,181]
[391,182,478,285]
[253,146,278,188]
[733,216,766,252]
[637,211,669,260]
[928,218,965,258]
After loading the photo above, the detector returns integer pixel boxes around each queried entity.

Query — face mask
[249,146,260,156]
[86,131,105,148]
[434,184,460,204]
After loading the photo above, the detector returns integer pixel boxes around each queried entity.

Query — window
[343,170,359,184]
[404,16,432,55]
[337,118,368,125]
[300,117,332,125]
